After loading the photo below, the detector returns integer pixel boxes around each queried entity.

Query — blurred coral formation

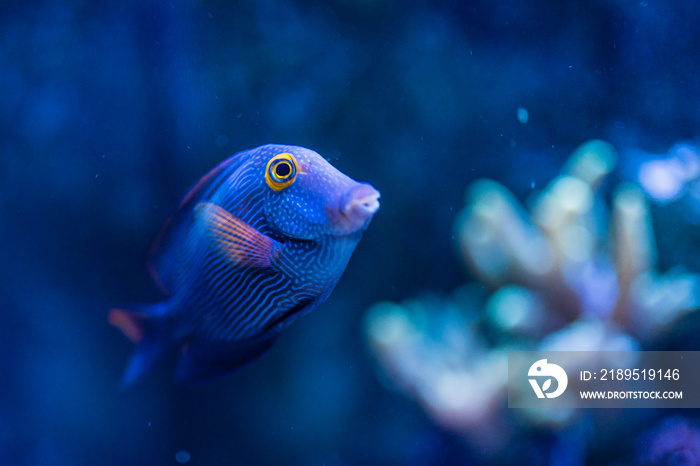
[637,416,700,466]
[364,140,700,461]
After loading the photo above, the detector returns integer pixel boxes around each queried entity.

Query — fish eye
[265,153,298,191]
[274,161,292,178]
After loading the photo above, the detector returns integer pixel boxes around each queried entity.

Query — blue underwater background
[3,0,700,465]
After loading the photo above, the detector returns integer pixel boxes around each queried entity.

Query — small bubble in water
[516,107,529,124]
[175,450,190,463]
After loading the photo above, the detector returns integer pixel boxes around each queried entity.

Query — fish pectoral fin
[175,331,280,383]
[194,202,279,269]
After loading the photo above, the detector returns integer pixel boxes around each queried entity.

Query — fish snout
[338,183,380,233]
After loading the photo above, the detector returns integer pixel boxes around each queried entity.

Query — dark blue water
[3,1,700,464]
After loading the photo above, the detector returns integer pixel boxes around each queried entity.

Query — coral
[364,140,700,459]
[637,417,700,466]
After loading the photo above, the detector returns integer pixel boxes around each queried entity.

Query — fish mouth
[336,183,380,234]
[342,184,381,217]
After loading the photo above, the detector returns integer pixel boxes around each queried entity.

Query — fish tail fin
[108,308,149,345]
[108,304,169,388]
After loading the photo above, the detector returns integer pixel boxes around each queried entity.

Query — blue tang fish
[109,144,380,385]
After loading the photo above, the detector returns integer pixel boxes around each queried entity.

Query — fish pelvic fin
[108,305,169,388]
[194,201,279,269]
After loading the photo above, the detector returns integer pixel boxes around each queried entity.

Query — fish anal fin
[175,332,280,383]
[195,202,278,268]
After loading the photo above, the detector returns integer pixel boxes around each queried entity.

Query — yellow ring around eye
[265,153,298,191]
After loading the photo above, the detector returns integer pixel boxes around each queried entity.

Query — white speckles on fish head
[259,145,379,239]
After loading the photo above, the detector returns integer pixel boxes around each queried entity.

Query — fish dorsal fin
[147,155,243,295]
[194,202,278,268]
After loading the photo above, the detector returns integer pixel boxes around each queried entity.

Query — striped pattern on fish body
[109,144,380,385]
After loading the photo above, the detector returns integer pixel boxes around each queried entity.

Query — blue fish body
[109,144,380,385]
